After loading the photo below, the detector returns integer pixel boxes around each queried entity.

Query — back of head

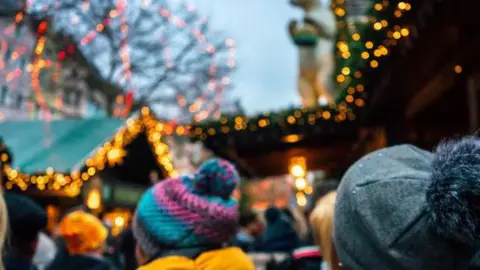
[310,192,338,270]
[334,138,480,269]
[239,211,258,227]
[133,158,240,258]
[59,211,108,255]
[4,193,46,258]
[265,207,282,224]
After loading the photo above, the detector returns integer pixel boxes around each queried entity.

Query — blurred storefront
[0,108,176,233]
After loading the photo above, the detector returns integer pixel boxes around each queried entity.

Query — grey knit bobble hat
[334,138,480,270]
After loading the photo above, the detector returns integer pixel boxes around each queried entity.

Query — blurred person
[118,226,137,270]
[46,211,117,270]
[133,159,254,270]
[103,225,122,269]
[283,207,309,242]
[232,211,264,252]
[32,233,57,270]
[257,207,299,252]
[334,137,480,269]
[46,206,88,269]
[4,193,47,270]
[310,191,339,270]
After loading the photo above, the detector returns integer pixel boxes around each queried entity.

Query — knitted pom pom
[426,137,480,245]
[193,158,240,199]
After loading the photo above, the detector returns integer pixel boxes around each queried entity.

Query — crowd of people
[2,137,480,269]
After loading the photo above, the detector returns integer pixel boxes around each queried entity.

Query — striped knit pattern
[133,159,240,256]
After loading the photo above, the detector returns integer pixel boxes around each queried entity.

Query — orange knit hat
[59,211,108,255]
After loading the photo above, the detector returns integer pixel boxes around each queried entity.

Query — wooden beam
[405,65,455,119]
[405,31,480,119]
[467,74,479,132]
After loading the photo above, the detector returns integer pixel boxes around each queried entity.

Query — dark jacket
[258,208,299,252]
[4,254,37,270]
[119,228,137,270]
[46,254,117,270]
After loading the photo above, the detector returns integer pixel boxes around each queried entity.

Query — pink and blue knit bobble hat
[132,158,240,256]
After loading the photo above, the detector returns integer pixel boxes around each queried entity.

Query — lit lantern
[86,188,102,211]
[289,156,307,178]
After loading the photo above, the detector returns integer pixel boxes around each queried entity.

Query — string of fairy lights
[190,0,413,141]
[3,107,177,196]
[1,0,235,122]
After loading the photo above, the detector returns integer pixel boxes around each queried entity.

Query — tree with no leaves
[6,0,237,121]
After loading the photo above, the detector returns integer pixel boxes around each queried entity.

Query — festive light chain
[189,0,414,141]
[141,107,178,178]
[2,2,235,123]
[331,0,412,122]
[3,108,177,196]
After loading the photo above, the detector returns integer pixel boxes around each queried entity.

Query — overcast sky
[192,0,303,114]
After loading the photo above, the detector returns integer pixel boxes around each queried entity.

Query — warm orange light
[296,192,307,207]
[454,65,463,74]
[114,216,125,227]
[295,178,307,190]
[346,95,354,103]
[287,115,296,124]
[335,7,345,17]
[290,156,307,178]
[86,189,101,210]
[322,111,331,119]
[283,134,301,143]
[342,52,351,59]
[258,119,268,127]
[107,148,126,166]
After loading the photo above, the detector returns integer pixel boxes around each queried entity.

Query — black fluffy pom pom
[427,137,480,245]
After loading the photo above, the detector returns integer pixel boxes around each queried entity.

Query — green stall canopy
[0,118,125,174]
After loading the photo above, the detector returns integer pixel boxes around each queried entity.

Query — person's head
[132,158,240,265]
[239,211,262,236]
[264,207,282,225]
[334,137,480,269]
[5,193,46,260]
[310,191,338,270]
[58,211,108,256]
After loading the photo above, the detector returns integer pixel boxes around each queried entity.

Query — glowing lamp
[86,189,101,210]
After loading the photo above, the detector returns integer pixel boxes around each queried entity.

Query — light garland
[141,107,178,178]
[330,0,413,122]
[3,107,176,196]
[190,0,413,141]
[2,1,234,122]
